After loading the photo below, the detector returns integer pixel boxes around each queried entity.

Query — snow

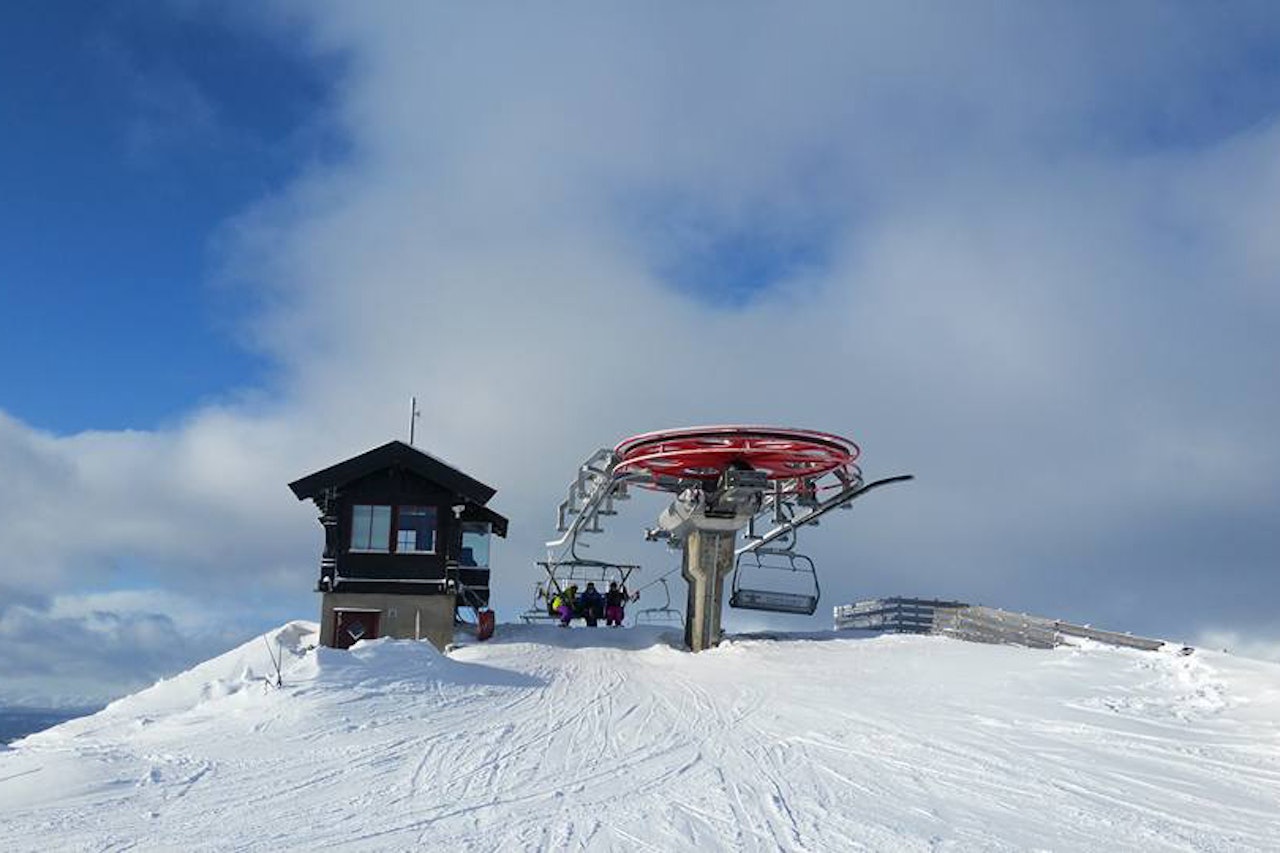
[2,623,1279,851]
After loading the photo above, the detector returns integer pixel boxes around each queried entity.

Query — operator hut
[289,440,508,651]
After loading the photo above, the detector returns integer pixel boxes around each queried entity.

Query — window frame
[460,520,492,568]
[349,504,392,553]
[394,505,438,555]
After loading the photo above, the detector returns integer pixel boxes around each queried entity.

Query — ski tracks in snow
[1,628,1279,851]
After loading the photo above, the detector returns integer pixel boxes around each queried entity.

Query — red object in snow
[476,610,496,641]
[612,425,859,489]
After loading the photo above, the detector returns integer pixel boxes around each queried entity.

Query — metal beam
[737,475,914,556]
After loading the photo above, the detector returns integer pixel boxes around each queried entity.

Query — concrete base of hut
[320,591,455,651]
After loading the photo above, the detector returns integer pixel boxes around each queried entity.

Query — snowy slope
[1,623,1278,851]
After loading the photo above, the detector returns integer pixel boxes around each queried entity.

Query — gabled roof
[289,440,497,507]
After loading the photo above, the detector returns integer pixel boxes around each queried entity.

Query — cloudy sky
[3,2,1279,705]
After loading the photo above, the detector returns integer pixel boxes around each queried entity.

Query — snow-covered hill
[2,623,1278,851]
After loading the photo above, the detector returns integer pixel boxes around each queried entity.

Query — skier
[553,585,578,627]
[579,582,605,627]
[604,581,629,627]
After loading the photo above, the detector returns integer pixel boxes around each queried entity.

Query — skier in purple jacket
[604,581,629,627]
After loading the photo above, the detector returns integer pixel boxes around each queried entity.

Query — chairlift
[729,548,820,616]
[521,559,640,622]
[633,577,684,627]
[519,581,560,624]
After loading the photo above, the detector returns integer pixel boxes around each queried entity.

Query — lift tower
[546,425,911,651]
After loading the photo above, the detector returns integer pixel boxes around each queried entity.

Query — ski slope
[2,622,1278,851]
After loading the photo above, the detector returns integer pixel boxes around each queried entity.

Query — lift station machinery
[543,425,912,651]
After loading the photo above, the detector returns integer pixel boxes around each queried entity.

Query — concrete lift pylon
[544,425,912,652]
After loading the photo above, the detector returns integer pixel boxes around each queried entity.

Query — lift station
[539,425,912,651]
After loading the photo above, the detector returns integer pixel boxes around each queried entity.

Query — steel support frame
[737,475,915,557]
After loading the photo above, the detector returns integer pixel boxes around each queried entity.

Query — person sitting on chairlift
[553,585,578,627]
[604,581,630,627]
[579,582,605,627]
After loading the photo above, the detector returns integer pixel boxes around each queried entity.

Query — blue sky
[0,3,341,433]
[1,3,1279,705]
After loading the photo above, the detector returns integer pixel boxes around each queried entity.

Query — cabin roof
[289,440,499,507]
[461,503,510,538]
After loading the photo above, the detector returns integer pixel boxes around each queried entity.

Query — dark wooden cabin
[289,440,508,649]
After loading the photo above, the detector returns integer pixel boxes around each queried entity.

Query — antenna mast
[409,396,421,445]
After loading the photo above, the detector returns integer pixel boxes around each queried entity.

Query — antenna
[409,396,421,445]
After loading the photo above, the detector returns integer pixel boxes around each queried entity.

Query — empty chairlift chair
[633,577,684,627]
[729,548,820,616]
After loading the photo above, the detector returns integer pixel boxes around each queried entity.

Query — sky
[2,1,1279,706]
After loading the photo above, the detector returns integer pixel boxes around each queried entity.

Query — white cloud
[3,3,1280,702]
[0,593,236,707]
[1196,630,1280,663]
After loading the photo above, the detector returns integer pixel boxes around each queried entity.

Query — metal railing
[834,597,969,634]
[834,598,1171,653]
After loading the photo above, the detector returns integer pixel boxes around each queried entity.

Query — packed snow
[2,622,1278,851]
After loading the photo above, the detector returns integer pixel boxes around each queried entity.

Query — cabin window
[396,506,437,554]
[350,505,391,552]
[460,521,491,567]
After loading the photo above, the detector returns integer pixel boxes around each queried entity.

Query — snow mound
[3,626,1279,850]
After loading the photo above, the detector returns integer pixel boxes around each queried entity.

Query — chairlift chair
[633,577,684,627]
[729,548,820,616]
[519,582,561,624]
[522,559,640,622]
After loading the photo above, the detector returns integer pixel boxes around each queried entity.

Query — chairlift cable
[630,563,681,595]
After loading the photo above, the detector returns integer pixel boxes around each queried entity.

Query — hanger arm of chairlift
[535,559,641,596]
[737,474,914,556]
[545,465,640,554]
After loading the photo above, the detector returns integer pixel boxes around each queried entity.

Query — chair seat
[729,589,818,615]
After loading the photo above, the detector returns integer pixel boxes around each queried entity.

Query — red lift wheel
[613,425,859,488]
